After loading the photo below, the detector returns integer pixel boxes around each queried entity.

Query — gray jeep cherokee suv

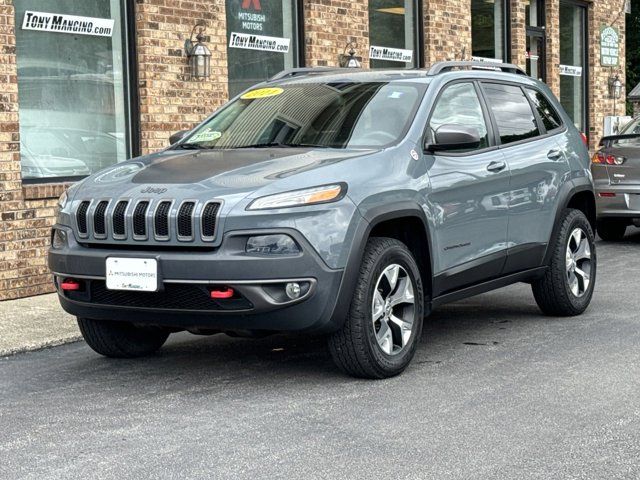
[50,62,596,378]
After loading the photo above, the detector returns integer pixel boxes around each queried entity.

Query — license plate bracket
[105,257,159,292]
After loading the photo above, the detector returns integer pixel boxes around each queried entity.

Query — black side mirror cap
[425,124,481,152]
[169,130,191,145]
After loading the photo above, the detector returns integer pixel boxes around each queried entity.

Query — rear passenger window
[525,89,563,132]
[482,83,540,145]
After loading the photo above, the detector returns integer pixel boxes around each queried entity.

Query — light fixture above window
[338,42,362,68]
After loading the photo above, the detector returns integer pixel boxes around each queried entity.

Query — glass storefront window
[226,0,299,98]
[525,0,545,28]
[559,1,587,131]
[471,0,507,62]
[14,0,131,181]
[368,0,418,69]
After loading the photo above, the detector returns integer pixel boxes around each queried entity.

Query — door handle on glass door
[486,160,506,173]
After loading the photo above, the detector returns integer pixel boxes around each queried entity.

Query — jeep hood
[72,147,375,201]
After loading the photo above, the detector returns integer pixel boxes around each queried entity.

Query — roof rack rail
[427,61,527,76]
[268,67,349,82]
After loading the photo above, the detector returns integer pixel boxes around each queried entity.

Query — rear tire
[532,209,596,316]
[328,237,424,379]
[78,318,169,358]
[596,218,627,241]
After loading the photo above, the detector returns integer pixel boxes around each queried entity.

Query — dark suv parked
[50,62,597,378]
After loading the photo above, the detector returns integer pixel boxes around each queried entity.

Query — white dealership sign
[369,46,413,63]
[229,32,290,53]
[559,64,583,77]
[22,10,114,37]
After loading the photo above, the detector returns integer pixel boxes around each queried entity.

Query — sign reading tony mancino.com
[22,10,115,37]
[229,32,290,53]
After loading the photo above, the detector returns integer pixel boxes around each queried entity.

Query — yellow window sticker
[241,87,284,100]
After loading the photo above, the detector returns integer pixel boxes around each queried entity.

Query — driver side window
[429,82,489,152]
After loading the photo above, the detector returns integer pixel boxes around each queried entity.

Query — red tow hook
[60,278,81,291]
[209,287,234,299]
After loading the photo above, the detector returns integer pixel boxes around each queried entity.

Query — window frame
[477,80,567,149]
[422,79,498,157]
[20,0,138,185]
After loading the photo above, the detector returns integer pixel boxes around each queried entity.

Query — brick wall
[423,0,471,64]
[0,0,61,301]
[136,0,229,154]
[510,0,527,69]
[304,0,370,68]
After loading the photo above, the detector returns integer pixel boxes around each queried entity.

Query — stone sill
[22,182,73,201]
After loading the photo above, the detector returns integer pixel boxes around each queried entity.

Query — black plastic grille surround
[76,201,90,235]
[177,202,195,238]
[201,202,220,238]
[154,201,171,238]
[112,201,128,236]
[85,281,252,311]
[93,201,109,236]
[133,201,150,237]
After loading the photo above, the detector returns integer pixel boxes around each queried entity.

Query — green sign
[600,25,620,66]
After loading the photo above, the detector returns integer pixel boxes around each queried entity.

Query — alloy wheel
[371,264,416,355]
[566,227,592,297]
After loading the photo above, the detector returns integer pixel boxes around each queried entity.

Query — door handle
[547,149,563,161]
[486,160,506,173]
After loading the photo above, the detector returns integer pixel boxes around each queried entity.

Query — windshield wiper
[234,142,289,149]
[175,143,205,150]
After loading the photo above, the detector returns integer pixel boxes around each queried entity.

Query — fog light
[285,282,301,299]
[51,228,67,249]
[246,234,300,255]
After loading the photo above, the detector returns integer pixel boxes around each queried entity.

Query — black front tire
[328,237,424,379]
[596,218,627,241]
[78,318,169,358]
[532,209,596,316]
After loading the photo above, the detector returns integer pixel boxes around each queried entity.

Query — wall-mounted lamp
[338,42,362,68]
[609,74,624,100]
[184,20,211,79]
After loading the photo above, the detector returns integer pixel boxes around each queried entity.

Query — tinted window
[482,83,540,144]
[181,82,426,150]
[525,89,563,131]
[429,82,489,151]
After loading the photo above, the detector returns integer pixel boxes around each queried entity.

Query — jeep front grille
[73,199,221,244]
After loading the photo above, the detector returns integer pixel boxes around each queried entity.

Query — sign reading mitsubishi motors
[369,46,413,63]
[22,10,114,37]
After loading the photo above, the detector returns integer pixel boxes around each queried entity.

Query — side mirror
[426,124,481,152]
[169,130,190,145]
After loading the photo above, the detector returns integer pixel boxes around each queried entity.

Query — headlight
[57,190,68,209]
[247,183,346,210]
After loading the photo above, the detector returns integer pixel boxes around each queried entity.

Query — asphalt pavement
[1,234,640,479]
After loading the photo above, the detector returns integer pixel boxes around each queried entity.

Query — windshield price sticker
[189,130,222,143]
[241,87,284,100]
[229,32,290,53]
[22,10,115,37]
[369,46,413,63]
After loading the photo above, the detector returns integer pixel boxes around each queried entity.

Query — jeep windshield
[176,81,427,150]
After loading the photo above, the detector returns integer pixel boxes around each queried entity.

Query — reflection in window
[182,82,426,149]
[226,0,298,97]
[471,0,506,62]
[14,0,130,180]
[369,0,417,68]
[559,1,586,131]
[525,89,563,131]
[482,83,540,145]
[429,82,489,151]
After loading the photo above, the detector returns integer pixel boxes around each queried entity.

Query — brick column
[510,0,527,68]
[423,0,472,64]
[303,0,370,68]
[135,0,229,155]
[545,0,560,98]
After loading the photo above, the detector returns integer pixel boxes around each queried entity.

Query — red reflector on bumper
[210,287,234,299]
[61,279,81,291]
[598,192,616,197]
